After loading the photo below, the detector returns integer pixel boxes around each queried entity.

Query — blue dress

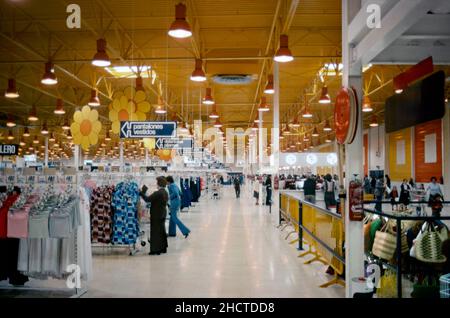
[111,182,140,245]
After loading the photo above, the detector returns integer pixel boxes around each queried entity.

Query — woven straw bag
[372,222,396,260]
[415,222,447,264]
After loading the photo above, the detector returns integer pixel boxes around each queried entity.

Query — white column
[119,141,124,172]
[273,62,280,221]
[343,0,365,298]
[74,145,80,168]
[44,137,49,167]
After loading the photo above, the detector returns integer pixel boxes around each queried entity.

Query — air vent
[212,74,255,85]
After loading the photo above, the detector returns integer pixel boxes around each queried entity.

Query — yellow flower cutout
[109,87,151,134]
[143,138,156,150]
[71,106,102,150]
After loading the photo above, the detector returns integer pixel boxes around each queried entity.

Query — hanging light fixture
[209,104,219,119]
[264,74,275,94]
[92,38,111,67]
[318,86,331,104]
[274,35,294,63]
[190,59,206,82]
[258,96,270,112]
[362,95,373,113]
[49,132,56,142]
[312,127,320,137]
[19,139,26,147]
[62,118,70,130]
[168,3,192,39]
[28,105,39,122]
[105,130,111,141]
[325,138,332,143]
[369,115,379,127]
[202,87,214,105]
[250,122,259,131]
[88,89,101,107]
[23,127,30,138]
[291,116,300,128]
[7,130,14,140]
[135,76,145,91]
[4,78,19,98]
[33,136,40,144]
[213,119,223,128]
[303,134,310,142]
[6,116,16,128]
[54,98,66,115]
[179,122,189,134]
[41,61,58,85]
[302,98,313,118]
[283,125,291,135]
[323,120,332,131]
[155,97,167,114]
[41,122,49,135]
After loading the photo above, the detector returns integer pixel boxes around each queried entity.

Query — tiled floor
[84,185,345,298]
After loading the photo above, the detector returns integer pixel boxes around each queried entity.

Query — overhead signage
[155,138,193,150]
[120,121,177,139]
[0,144,19,156]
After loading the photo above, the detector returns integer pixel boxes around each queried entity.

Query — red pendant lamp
[168,3,192,39]
[258,96,270,112]
[92,38,111,67]
[41,61,58,85]
[190,59,206,82]
[274,35,294,63]
[5,78,19,98]
[264,74,275,94]
[54,99,66,115]
[202,87,214,105]
[318,85,331,104]
[88,89,101,107]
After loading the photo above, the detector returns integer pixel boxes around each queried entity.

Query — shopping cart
[129,201,151,255]
[211,183,221,200]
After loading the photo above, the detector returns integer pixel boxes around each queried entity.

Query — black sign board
[385,71,445,133]
[155,138,193,150]
[0,144,19,156]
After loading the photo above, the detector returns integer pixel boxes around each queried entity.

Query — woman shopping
[166,176,190,238]
[140,176,169,256]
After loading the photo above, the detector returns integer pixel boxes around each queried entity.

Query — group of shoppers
[140,176,191,256]
[364,174,444,213]
[303,173,339,210]
[250,175,272,206]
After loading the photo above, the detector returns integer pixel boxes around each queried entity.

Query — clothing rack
[0,168,88,298]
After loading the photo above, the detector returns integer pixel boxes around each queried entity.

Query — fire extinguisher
[349,175,364,221]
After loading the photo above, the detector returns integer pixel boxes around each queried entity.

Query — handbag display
[414,222,447,264]
[377,270,397,298]
[411,277,440,298]
[372,222,396,260]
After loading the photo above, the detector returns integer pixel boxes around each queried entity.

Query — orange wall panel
[414,119,442,183]
[388,128,412,182]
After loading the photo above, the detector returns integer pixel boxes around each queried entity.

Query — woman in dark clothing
[385,175,391,199]
[264,175,272,205]
[399,179,411,207]
[140,176,169,255]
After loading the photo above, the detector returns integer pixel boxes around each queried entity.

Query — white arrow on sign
[121,122,131,138]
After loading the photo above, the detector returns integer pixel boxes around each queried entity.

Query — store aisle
[85,186,344,298]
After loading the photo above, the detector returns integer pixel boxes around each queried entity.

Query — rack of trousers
[0,168,92,297]
[364,200,450,298]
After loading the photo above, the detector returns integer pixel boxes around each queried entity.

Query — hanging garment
[90,186,114,244]
[0,194,19,238]
[78,186,93,281]
[111,182,140,245]
[181,179,192,210]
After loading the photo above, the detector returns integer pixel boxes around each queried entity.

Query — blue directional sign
[155,138,193,150]
[120,121,177,139]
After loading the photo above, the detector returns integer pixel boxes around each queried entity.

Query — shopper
[399,179,411,207]
[390,185,399,211]
[409,178,416,189]
[374,176,385,212]
[303,175,316,204]
[427,176,443,201]
[233,176,241,198]
[323,174,336,210]
[363,175,371,194]
[253,178,260,205]
[264,175,272,206]
[370,176,376,193]
[140,176,169,256]
[385,174,391,198]
[166,176,190,239]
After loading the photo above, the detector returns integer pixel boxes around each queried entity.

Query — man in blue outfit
[166,176,191,238]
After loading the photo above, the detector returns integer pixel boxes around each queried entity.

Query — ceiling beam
[352,0,450,70]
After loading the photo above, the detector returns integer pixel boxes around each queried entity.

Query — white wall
[368,124,385,171]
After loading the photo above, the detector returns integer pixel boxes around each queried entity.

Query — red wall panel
[414,119,442,183]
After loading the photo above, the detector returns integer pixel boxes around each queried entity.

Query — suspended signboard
[0,144,19,156]
[120,121,177,139]
[155,138,193,150]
